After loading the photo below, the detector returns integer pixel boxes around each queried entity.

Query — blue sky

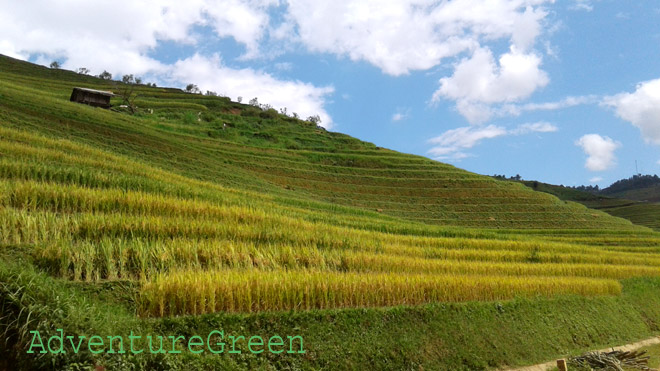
[2,0,660,187]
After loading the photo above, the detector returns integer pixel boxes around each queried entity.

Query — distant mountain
[516,176,660,231]
[601,174,660,202]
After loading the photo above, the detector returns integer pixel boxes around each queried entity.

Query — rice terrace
[0,2,660,370]
[1,53,660,370]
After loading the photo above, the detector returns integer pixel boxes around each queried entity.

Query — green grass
[2,54,660,370]
[637,344,660,370]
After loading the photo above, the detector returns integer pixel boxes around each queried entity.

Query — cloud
[284,0,551,76]
[427,121,556,160]
[501,95,598,116]
[391,108,411,122]
[392,113,406,122]
[510,122,558,135]
[432,47,549,124]
[169,54,335,128]
[575,134,621,172]
[428,125,508,160]
[570,0,594,11]
[202,0,277,59]
[589,176,603,183]
[603,78,660,145]
[274,62,293,71]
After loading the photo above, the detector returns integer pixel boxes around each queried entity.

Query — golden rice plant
[34,235,660,282]
[138,269,622,317]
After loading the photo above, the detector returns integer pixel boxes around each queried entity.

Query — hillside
[520,179,660,231]
[601,174,660,203]
[0,55,644,231]
[2,55,660,370]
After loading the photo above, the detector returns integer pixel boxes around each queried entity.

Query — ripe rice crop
[138,269,622,317]
[34,236,660,282]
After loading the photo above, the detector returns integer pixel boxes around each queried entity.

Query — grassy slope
[0,55,641,231]
[605,184,660,203]
[2,55,660,370]
[521,180,660,231]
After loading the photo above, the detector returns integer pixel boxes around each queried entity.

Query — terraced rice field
[604,203,660,231]
[2,55,660,325]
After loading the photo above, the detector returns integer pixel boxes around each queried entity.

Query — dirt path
[505,336,660,371]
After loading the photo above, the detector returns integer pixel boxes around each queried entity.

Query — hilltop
[2,55,660,370]
[601,174,660,202]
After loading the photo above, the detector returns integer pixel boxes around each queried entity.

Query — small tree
[122,74,135,84]
[76,67,90,75]
[249,97,259,107]
[307,115,322,126]
[49,61,60,69]
[99,71,112,80]
[114,80,139,114]
[237,96,243,103]
[205,90,218,96]
[119,88,138,114]
[185,84,201,94]
[135,77,142,85]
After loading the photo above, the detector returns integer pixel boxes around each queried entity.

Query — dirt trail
[504,336,660,371]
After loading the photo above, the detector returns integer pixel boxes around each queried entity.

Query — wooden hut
[69,87,115,108]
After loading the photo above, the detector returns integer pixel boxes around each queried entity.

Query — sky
[2,0,660,188]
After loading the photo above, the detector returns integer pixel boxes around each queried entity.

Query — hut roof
[72,87,116,97]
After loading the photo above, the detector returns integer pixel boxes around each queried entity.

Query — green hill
[2,54,660,370]
[601,174,660,203]
[520,180,660,231]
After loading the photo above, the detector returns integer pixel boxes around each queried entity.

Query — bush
[241,107,261,117]
[259,108,279,119]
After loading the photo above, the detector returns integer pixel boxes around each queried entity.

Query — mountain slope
[0,54,642,231]
[520,179,660,231]
[2,55,660,370]
[602,174,660,203]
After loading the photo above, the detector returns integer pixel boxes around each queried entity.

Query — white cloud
[391,108,411,123]
[510,122,558,135]
[603,78,660,145]
[589,176,603,183]
[284,0,551,76]
[0,0,289,71]
[274,62,293,71]
[202,0,277,58]
[169,54,334,128]
[502,95,598,116]
[432,47,549,123]
[575,134,621,172]
[392,113,406,122]
[427,121,556,160]
[570,0,594,11]
[428,125,508,160]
